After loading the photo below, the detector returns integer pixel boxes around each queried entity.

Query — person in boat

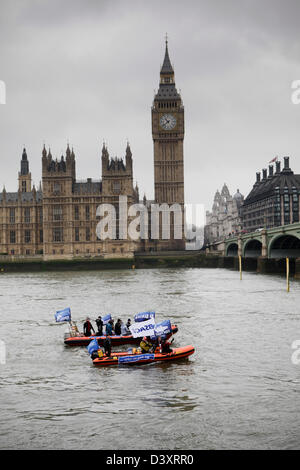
[103,337,111,357]
[151,335,162,353]
[91,345,104,361]
[161,335,174,353]
[83,317,95,337]
[140,336,154,354]
[126,318,131,330]
[95,316,103,336]
[121,320,130,336]
[114,318,122,336]
[105,319,114,336]
[70,321,80,336]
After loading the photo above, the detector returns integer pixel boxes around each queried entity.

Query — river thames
[0,267,300,450]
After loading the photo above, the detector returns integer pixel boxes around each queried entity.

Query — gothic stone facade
[0,145,140,260]
[205,184,244,244]
[0,148,44,257]
[0,42,185,259]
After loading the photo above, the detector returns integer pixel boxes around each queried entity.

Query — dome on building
[233,189,244,208]
[233,189,243,200]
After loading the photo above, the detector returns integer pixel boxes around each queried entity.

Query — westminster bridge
[206,222,300,259]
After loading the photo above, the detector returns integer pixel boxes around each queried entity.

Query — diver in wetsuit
[83,317,95,337]
[114,319,122,335]
[95,316,103,335]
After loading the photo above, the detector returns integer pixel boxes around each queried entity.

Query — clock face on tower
[159,113,177,130]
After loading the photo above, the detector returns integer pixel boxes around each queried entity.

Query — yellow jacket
[140,340,152,352]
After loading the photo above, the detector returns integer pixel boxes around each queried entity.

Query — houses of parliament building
[0,41,185,260]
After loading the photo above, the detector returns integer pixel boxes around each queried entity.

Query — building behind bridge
[205,157,300,245]
[242,157,300,232]
[204,184,244,244]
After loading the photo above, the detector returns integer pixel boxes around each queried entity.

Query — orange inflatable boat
[92,345,195,367]
[64,324,178,347]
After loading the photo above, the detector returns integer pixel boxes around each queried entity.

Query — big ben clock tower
[152,38,185,250]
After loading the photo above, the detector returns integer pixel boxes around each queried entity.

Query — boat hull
[64,325,178,347]
[92,345,195,367]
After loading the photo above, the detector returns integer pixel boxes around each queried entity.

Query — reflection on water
[0,268,300,449]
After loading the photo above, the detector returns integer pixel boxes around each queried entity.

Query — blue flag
[154,320,172,337]
[134,311,155,323]
[87,338,99,355]
[55,308,71,322]
[102,314,111,325]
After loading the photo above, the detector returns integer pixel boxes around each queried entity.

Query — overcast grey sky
[1,0,300,212]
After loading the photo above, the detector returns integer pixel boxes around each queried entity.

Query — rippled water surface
[0,267,300,449]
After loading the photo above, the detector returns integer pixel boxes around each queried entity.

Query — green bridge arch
[222,222,300,259]
[242,238,262,257]
[268,233,300,258]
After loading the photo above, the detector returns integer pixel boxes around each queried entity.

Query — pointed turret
[66,143,71,159]
[101,142,109,174]
[19,147,32,192]
[47,147,52,162]
[66,144,71,170]
[2,185,6,203]
[161,36,174,76]
[221,183,230,199]
[101,142,108,159]
[42,145,48,172]
[154,37,181,102]
[126,141,132,159]
[125,141,132,171]
[20,148,29,175]
[133,181,139,203]
[214,190,221,202]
